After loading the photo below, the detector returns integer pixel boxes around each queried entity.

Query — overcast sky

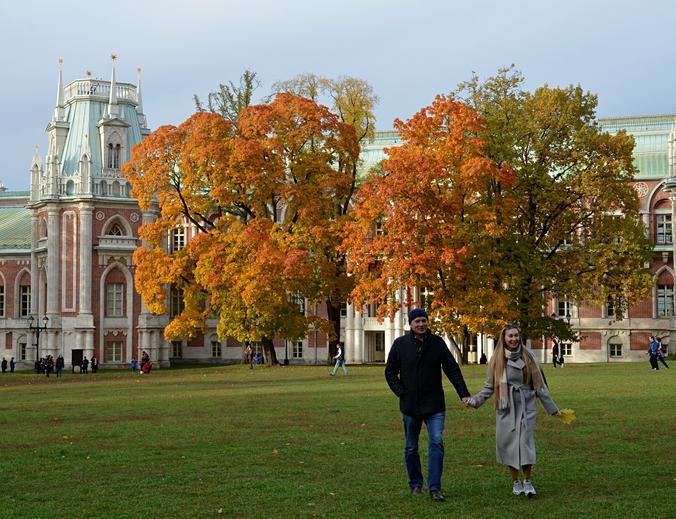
[2,0,675,189]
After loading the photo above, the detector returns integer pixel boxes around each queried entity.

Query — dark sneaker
[430,491,445,502]
[410,486,424,496]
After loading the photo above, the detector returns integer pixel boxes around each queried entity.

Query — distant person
[385,308,471,502]
[55,355,64,378]
[45,355,54,377]
[552,341,561,368]
[91,355,99,374]
[330,342,349,376]
[131,357,138,373]
[82,356,89,374]
[466,324,561,498]
[655,338,669,369]
[245,344,254,369]
[1,358,6,373]
[142,360,153,374]
[9,357,15,373]
[648,335,660,370]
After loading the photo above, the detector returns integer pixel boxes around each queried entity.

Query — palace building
[0,61,674,369]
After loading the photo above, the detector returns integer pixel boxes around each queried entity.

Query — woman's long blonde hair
[487,324,541,408]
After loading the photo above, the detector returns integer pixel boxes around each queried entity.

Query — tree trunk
[261,337,279,366]
[326,300,342,363]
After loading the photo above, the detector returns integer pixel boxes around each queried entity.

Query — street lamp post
[28,315,49,362]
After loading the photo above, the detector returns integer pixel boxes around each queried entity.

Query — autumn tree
[124,93,359,365]
[452,67,653,341]
[342,95,516,361]
[272,74,378,357]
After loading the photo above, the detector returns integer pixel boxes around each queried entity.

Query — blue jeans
[331,359,348,376]
[403,412,445,492]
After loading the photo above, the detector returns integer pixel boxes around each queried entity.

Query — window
[0,284,4,317]
[340,302,347,317]
[20,286,31,318]
[656,214,672,245]
[106,283,124,317]
[375,332,385,352]
[171,227,185,252]
[211,340,222,358]
[420,287,434,313]
[171,341,182,358]
[20,342,27,361]
[108,224,124,236]
[657,284,674,317]
[606,296,615,318]
[170,286,184,318]
[105,341,122,362]
[107,143,121,169]
[107,143,113,169]
[292,341,303,359]
[557,299,573,318]
[560,343,572,356]
[291,295,305,315]
[609,343,622,357]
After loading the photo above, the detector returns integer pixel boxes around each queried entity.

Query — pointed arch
[0,271,5,318]
[102,215,132,237]
[13,268,31,319]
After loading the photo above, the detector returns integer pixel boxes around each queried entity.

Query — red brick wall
[580,331,601,350]
[631,332,652,351]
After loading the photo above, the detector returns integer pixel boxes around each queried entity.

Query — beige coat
[470,354,559,469]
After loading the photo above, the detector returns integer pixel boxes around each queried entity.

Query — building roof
[0,205,31,251]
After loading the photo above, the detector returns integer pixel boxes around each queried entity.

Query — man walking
[648,335,660,370]
[385,308,471,502]
[330,342,349,376]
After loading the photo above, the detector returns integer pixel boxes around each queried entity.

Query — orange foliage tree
[342,95,516,361]
[123,93,359,365]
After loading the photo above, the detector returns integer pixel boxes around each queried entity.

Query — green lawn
[0,362,673,518]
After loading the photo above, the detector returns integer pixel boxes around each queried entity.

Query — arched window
[656,270,674,317]
[112,181,121,197]
[0,280,5,317]
[106,281,125,317]
[39,219,48,238]
[107,143,114,169]
[65,180,75,195]
[108,224,124,236]
[113,144,121,169]
[100,182,108,196]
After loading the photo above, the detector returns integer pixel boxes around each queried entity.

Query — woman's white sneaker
[512,480,524,495]
[523,479,536,497]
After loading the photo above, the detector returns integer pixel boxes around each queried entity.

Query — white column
[79,206,93,314]
[353,309,363,363]
[30,214,39,315]
[487,337,495,360]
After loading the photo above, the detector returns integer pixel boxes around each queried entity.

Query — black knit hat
[408,308,428,324]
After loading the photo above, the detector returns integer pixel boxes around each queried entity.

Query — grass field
[0,362,673,518]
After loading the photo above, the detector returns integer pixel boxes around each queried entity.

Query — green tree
[194,69,261,121]
[452,67,653,340]
[272,74,378,358]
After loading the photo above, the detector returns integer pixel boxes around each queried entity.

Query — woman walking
[466,324,561,497]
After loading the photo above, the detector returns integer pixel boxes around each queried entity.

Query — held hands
[462,397,476,408]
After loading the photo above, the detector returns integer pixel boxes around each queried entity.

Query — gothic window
[211,338,222,358]
[20,285,31,318]
[108,223,124,236]
[107,143,113,169]
[657,284,674,317]
[113,144,121,170]
[0,282,4,317]
[171,340,183,358]
[606,295,615,318]
[106,283,124,317]
[292,341,303,358]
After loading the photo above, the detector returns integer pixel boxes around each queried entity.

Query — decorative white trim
[61,211,78,312]
[98,261,134,363]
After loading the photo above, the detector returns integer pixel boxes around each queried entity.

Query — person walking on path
[466,324,561,498]
[552,341,560,368]
[55,355,64,378]
[330,342,349,376]
[655,338,670,369]
[648,335,660,370]
[385,307,471,502]
[9,357,15,373]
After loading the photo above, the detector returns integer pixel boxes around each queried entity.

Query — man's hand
[462,397,472,407]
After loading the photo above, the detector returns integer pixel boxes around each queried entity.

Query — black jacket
[385,330,470,416]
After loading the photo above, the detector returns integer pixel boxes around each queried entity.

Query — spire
[53,58,65,122]
[107,53,119,118]
[31,144,41,169]
[136,66,144,114]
